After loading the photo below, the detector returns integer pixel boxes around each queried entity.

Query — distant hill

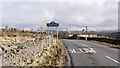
[96,30,119,40]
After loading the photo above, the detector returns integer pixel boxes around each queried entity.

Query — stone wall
[1,37,44,66]
[0,28,67,66]
[1,36,66,66]
[0,47,2,68]
[0,28,46,45]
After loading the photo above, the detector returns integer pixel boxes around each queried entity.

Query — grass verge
[86,40,120,49]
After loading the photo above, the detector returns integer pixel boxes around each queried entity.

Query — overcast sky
[0,0,119,31]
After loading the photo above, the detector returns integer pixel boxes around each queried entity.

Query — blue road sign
[47,21,59,27]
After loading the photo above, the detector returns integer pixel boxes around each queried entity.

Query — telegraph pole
[69,23,71,36]
[41,27,42,33]
[85,26,87,40]
[69,23,71,31]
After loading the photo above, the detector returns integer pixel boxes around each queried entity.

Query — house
[67,30,97,38]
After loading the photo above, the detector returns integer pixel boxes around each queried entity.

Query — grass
[86,40,120,49]
[26,39,67,66]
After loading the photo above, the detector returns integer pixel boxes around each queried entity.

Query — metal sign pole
[52,31,53,42]
[48,27,49,46]
[57,27,58,46]
[47,21,59,46]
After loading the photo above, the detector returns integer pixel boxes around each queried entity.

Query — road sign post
[57,27,58,46]
[46,21,59,46]
[48,27,49,46]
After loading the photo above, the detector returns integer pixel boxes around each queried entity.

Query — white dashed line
[82,44,89,48]
[89,48,96,53]
[68,48,96,54]
[73,49,77,53]
[106,56,120,64]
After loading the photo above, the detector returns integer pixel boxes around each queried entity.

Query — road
[61,39,119,67]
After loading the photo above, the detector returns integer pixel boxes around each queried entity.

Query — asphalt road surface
[61,39,119,67]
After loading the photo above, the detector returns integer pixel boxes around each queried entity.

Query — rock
[20,46,23,49]
[36,61,39,63]
[16,49,19,52]
[10,49,16,54]
[0,48,2,54]
[12,50,16,54]
[10,49,14,52]
[39,37,43,40]
[1,47,4,51]
[8,45,11,47]
[5,50,7,53]
[23,58,27,62]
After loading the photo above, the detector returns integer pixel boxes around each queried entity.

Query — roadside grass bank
[85,40,120,49]
[27,39,67,66]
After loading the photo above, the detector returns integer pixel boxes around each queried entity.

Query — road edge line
[106,56,120,64]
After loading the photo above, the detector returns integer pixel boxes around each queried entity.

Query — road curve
[61,39,119,67]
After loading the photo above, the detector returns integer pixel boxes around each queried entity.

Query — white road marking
[106,56,120,64]
[80,48,96,53]
[89,48,96,53]
[82,44,89,48]
[68,48,96,54]
[68,49,73,53]
[68,49,81,53]
[73,49,77,53]
[79,48,84,53]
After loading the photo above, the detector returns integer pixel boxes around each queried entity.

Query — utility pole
[41,27,42,30]
[85,26,87,40]
[69,23,71,36]
[69,23,71,31]
[41,26,43,33]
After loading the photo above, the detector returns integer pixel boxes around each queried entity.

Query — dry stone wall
[0,28,67,66]
[1,28,46,45]
[1,37,44,66]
